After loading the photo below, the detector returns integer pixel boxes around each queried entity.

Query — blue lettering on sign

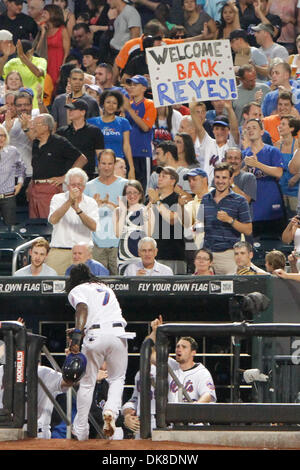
[173,80,188,102]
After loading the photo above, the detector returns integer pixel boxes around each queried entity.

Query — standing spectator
[84,149,128,275]
[37,4,70,88]
[275,115,300,217]
[0,29,16,77]
[190,99,239,185]
[3,90,40,206]
[243,118,285,238]
[236,0,281,45]
[224,147,257,216]
[261,61,300,117]
[183,0,217,39]
[240,101,273,147]
[52,0,76,39]
[0,122,26,229]
[123,75,157,192]
[263,90,299,144]
[65,242,110,276]
[2,39,47,109]
[47,167,99,275]
[82,47,99,76]
[268,0,299,54]
[0,0,38,44]
[147,166,188,274]
[94,62,129,98]
[198,162,252,275]
[153,105,183,147]
[232,64,270,125]
[107,0,142,60]
[123,236,174,276]
[56,98,104,181]
[114,157,127,178]
[13,237,58,276]
[252,23,289,63]
[69,22,95,65]
[51,67,100,128]
[217,1,241,39]
[87,89,135,179]
[27,0,45,28]
[113,179,154,274]
[27,113,87,219]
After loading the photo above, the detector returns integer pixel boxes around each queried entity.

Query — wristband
[70,329,82,348]
[23,128,29,133]
[229,218,235,225]
[76,210,83,215]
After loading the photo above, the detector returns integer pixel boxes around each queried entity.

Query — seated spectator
[13,237,57,276]
[229,29,268,81]
[198,162,252,275]
[46,167,99,275]
[275,115,300,217]
[123,236,174,276]
[263,90,300,144]
[183,0,217,39]
[281,215,300,271]
[65,242,110,276]
[233,240,268,275]
[3,70,23,95]
[0,0,38,44]
[243,118,285,239]
[193,248,214,276]
[265,250,287,273]
[288,34,300,79]
[217,1,241,39]
[113,179,154,274]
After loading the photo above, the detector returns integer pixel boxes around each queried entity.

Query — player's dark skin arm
[68,302,88,354]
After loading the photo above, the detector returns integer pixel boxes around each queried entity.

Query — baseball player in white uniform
[0,364,71,439]
[66,263,134,440]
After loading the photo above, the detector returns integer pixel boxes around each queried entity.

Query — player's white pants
[73,331,128,441]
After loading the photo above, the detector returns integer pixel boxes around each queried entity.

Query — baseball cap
[126,75,148,88]
[213,115,230,127]
[85,84,102,95]
[0,30,13,41]
[183,168,208,180]
[19,87,34,97]
[156,166,179,184]
[64,99,89,112]
[251,23,274,36]
[229,29,248,41]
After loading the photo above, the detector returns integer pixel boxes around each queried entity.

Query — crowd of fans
[1,0,300,278]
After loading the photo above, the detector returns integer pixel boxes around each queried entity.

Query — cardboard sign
[146,39,237,107]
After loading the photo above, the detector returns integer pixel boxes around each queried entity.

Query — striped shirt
[0,145,26,194]
[199,189,251,252]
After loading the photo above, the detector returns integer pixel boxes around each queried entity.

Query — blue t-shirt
[242,145,284,222]
[262,85,300,117]
[84,176,128,248]
[87,116,131,159]
[65,259,110,276]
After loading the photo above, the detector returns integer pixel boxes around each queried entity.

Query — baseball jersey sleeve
[68,285,89,309]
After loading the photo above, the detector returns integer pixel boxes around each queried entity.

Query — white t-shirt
[48,192,99,248]
[13,264,57,276]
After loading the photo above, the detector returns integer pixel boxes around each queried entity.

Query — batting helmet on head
[62,352,87,382]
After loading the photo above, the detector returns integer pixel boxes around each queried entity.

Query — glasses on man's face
[126,191,140,196]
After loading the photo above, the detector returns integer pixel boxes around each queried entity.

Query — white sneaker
[103,410,116,438]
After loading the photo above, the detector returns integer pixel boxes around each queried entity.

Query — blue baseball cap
[126,75,148,88]
[213,115,229,127]
[183,168,208,180]
[19,87,34,97]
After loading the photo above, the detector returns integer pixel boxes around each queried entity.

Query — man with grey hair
[123,237,174,276]
[46,168,99,275]
[65,242,110,276]
[27,113,87,219]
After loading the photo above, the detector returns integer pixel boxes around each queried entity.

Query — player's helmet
[62,352,87,382]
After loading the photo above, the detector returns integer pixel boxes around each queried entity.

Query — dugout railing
[139,322,300,439]
[0,321,45,437]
